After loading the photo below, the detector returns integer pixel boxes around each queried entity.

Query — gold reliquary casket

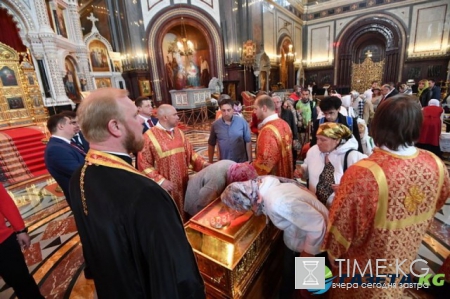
[185,198,283,298]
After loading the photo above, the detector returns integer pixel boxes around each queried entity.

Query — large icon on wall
[89,40,111,72]
[162,23,210,90]
[0,66,19,87]
[64,58,82,102]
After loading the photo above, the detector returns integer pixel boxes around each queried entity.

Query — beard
[122,123,144,153]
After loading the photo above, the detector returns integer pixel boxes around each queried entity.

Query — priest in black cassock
[69,88,205,299]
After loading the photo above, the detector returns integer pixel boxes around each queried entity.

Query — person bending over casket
[220,175,329,299]
[185,160,258,217]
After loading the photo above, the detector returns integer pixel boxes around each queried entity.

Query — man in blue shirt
[208,97,252,163]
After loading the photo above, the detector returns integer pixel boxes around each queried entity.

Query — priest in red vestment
[252,95,293,178]
[322,95,450,298]
[138,104,209,221]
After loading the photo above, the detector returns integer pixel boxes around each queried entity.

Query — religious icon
[64,59,81,102]
[27,73,35,85]
[95,78,111,88]
[0,66,18,87]
[7,97,25,109]
[89,40,111,72]
[139,80,152,96]
[53,5,68,38]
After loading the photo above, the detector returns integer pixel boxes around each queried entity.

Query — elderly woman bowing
[296,122,367,207]
[221,175,329,299]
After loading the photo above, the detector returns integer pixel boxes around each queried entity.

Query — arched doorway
[146,6,223,103]
[278,35,295,89]
[335,14,406,90]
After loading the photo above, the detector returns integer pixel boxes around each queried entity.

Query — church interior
[1,0,450,298]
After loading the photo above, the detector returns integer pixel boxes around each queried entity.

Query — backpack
[319,115,353,133]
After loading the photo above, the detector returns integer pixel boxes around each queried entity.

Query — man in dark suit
[380,83,399,104]
[135,96,158,133]
[44,113,85,206]
[60,111,90,152]
[428,79,441,100]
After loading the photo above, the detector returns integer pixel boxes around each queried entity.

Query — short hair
[428,78,436,84]
[302,89,310,94]
[47,113,69,134]
[135,96,151,107]
[59,110,76,119]
[381,84,391,90]
[371,80,378,84]
[319,96,342,112]
[370,94,422,151]
[255,95,275,111]
[219,97,234,108]
[272,95,282,103]
[77,88,129,143]
[218,94,231,102]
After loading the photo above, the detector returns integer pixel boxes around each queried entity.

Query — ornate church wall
[302,0,449,91]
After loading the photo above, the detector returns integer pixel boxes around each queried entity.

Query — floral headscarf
[226,162,258,185]
[220,179,263,215]
[316,122,352,141]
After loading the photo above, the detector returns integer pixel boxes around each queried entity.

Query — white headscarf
[428,99,440,107]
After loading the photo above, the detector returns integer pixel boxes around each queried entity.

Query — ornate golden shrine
[351,54,384,93]
[185,198,283,298]
[0,42,47,128]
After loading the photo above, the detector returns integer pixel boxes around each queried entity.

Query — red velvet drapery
[0,8,26,52]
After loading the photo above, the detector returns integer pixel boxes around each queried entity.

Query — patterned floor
[1,128,450,298]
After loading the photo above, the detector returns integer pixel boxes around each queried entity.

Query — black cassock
[70,153,205,299]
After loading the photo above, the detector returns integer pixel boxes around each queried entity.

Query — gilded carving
[351,56,384,93]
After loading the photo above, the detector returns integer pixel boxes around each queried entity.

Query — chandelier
[175,16,194,57]
[285,44,296,63]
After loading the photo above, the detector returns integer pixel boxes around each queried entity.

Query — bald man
[138,104,209,221]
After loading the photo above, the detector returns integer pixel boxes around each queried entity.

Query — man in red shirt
[289,85,302,102]
[0,184,44,298]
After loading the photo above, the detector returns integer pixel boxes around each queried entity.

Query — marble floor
[1,128,450,298]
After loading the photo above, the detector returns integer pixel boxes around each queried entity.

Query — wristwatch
[15,227,28,235]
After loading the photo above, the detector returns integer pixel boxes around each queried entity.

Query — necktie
[70,141,86,155]
[147,119,154,128]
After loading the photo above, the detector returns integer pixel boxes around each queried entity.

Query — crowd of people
[5,78,450,298]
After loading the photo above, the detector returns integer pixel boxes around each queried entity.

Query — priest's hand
[161,179,175,192]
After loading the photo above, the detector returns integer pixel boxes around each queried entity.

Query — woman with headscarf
[184,161,257,216]
[416,99,444,157]
[418,79,432,107]
[296,122,367,207]
[220,175,328,299]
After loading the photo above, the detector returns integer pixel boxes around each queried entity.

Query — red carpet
[0,126,48,185]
